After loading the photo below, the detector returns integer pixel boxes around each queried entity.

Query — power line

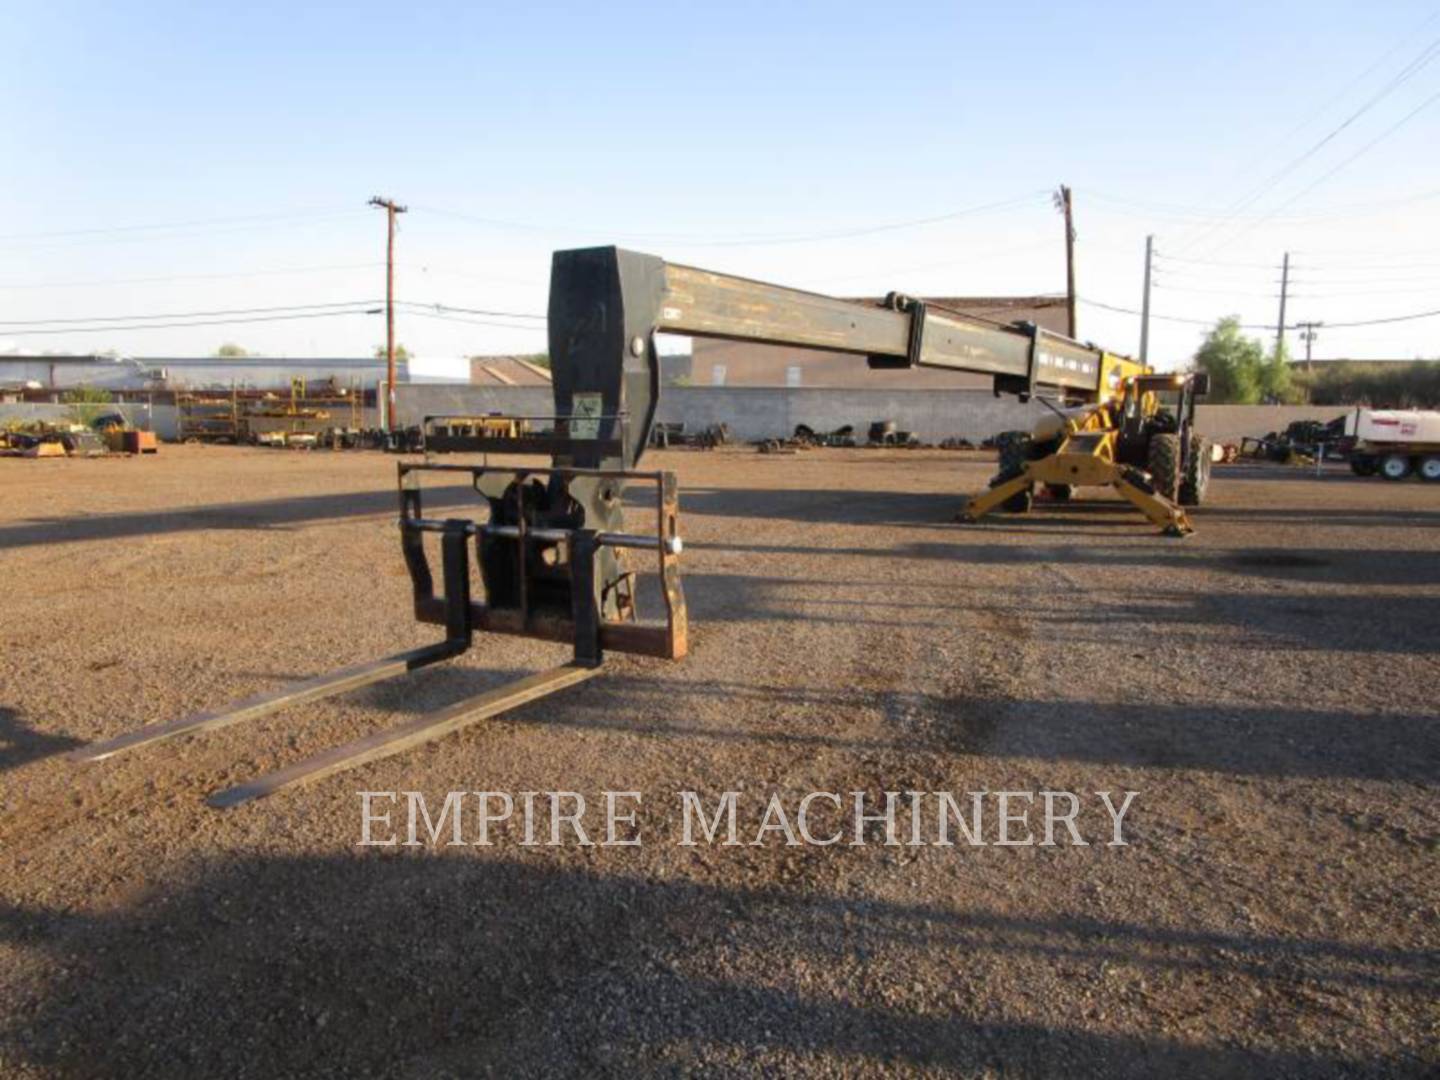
[0,206,359,242]
[0,310,378,337]
[1234,87,1440,236]
[407,263,546,287]
[1078,298,1257,327]
[411,192,1048,247]
[403,309,547,332]
[1154,250,1282,270]
[0,211,369,251]
[1321,306,1440,328]
[796,237,1057,286]
[0,301,380,328]
[1174,32,1440,255]
[1089,185,1440,224]
[397,301,545,320]
[1080,296,1440,330]
[0,262,383,291]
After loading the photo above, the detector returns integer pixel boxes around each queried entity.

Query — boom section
[656,262,1106,394]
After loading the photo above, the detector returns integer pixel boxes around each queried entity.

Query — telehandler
[74,247,1208,804]
[961,369,1213,536]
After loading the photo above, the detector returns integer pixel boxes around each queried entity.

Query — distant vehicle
[1344,408,1440,481]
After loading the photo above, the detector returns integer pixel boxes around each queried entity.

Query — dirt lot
[1,445,1436,1077]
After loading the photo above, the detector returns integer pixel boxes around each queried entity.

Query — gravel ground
[1,444,1436,1078]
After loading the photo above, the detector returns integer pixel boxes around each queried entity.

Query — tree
[1193,317,1266,404]
[374,344,412,360]
[1257,337,1293,404]
[214,343,251,358]
[62,384,113,426]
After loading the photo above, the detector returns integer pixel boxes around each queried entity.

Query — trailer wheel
[1350,455,1378,477]
[1179,432,1212,506]
[1044,483,1074,501]
[1419,455,1440,483]
[1379,453,1413,481]
[1147,433,1182,502]
[993,431,1035,512]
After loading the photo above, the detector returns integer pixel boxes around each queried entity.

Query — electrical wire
[0,206,360,242]
[0,301,381,328]
[1081,296,1440,330]
[0,262,382,291]
[411,192,1048,247]
[1154,251,1282,270]
[1174,32,1440,255]
[1078,298,1269,328]
[0,211,370,251]
[1231,87,1440,238]
[397,301,545,320]
[402,309,546,332]
[0,310,378,336]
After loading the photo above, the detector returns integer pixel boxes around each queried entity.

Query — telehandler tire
[1147,432,1182,502]
[1179,432,1212,506]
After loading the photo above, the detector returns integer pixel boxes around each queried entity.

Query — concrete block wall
[394,385,553,429]
[656,387,1046,443]
[3,387,1350,447]
[394,384,1047,444]
[1193,405,1351,443]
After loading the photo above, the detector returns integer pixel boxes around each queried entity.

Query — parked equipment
[1240,415,1347,465]
[75,246,1193,805]
[962,371,1212,536]
[1344,408,1440,481]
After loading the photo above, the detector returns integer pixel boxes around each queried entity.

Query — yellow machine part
[959,365,1195,537]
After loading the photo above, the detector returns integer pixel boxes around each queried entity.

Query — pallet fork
[73,464,686,806]
[74,247,690,806]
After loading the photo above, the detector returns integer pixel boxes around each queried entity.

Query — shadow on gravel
[0,707,82,773]
[900,543,1440,588]
[0,483,478,551]
[534,677,1440,784]
[673,568,1440,654]
[1200,505,1440,527]
[1012,589,1440,656]
[691,537,1440,587]
[680,487,958,526]
[0,855,1430,1077]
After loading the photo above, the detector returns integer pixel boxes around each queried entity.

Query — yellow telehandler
[961,368,1213,536]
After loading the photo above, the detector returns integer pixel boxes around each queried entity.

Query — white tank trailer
[1344,408,1440,481]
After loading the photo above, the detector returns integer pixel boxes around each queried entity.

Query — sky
[2,0,1439,368]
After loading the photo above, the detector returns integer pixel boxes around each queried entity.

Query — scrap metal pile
[1,414,157,458]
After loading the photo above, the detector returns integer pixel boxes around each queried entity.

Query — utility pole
[1275,251,1290,361]
[1054,185,1077,338]
[1139,234,1154,363]
[369,196,407,431]
[1296,320,1322,370]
